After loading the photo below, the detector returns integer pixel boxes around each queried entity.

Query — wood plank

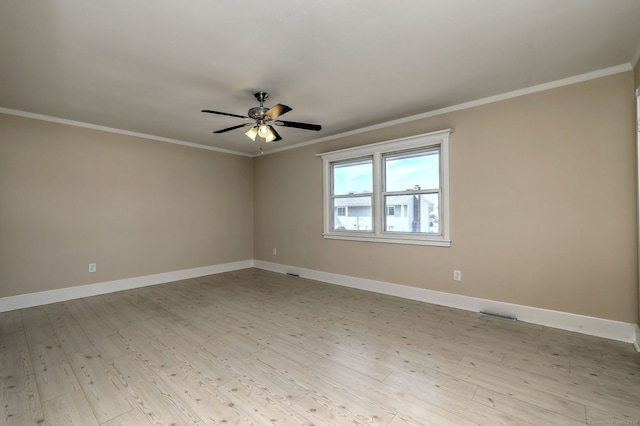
[40,389,99,425]
[387,404,478,426]
[49,312,94,355]
[64,298,116,343]
[307,356,478,425]
[101,408,153,426]
[384,370,529,425]
[68,347,135,423]
[0,310,24,334]
[390,344,588,422]
[459,353,640,420]
[28,338,81,402]
[216,377,313,425]
[473,386,585,425]
[254,350,396,424]
[148,333,237,386]
[0,330,33,379]
[0,373,44,425]
[110,353,202,424]
[585,405,640,426]
[20,306,56,344]
[394,352,588,421]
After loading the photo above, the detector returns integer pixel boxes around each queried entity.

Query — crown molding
[0,107,252,157]
[1,63,632,158]
[258,63,633,156]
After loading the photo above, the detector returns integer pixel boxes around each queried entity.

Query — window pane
[385,149,439,192]
[384,193,439,233]
[332,158,373,196]
[332,196,372,231]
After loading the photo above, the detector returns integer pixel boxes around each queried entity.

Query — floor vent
[480,311,517,321]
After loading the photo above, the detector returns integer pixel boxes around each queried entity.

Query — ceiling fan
[202,91,322,143]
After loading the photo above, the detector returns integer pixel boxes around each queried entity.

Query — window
[330,158,373,231]
[383,148,440,234]
[319,129,451,246]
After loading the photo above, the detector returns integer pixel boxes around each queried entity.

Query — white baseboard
[3,259,638,351]
[254,260,639,347]
[0,260,253,312]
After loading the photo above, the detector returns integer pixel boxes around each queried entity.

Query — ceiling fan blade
[266,126,282,142]
[276,120,322,131]
[213,123,253,134]
[264,104,292,120]
[202,109,248,119]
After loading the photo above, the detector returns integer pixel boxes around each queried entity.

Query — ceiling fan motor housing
[249,91,270,120]
[248,106,270,120]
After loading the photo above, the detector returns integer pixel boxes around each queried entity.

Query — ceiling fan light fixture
[264,126,277,142]
[245,126,258,141]
[258,123,270,137]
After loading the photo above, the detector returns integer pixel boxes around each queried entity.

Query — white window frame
[319,129,451,247]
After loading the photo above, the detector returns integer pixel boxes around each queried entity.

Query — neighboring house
[334,192,438,233]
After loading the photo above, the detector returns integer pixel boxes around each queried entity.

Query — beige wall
[254,71,639,323]
[634,57,640,326]
[0,114,254,298]
[635,56,640,90]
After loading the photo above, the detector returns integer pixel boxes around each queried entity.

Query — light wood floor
[1,268,639,425]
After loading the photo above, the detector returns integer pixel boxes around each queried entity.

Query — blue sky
[334,160,372,194]
[333,152,439,195]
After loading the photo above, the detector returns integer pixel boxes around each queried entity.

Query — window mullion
[372,152,383,237]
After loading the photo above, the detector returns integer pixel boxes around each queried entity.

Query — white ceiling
[1,1,640,156]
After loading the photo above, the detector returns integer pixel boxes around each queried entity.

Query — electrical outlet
[89,263,97,273]
[273,248,277,256]
[453,270,462,281]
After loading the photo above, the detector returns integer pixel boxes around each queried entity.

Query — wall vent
[480,311,517,321]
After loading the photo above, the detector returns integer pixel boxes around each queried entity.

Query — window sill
[322,233,451,247]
